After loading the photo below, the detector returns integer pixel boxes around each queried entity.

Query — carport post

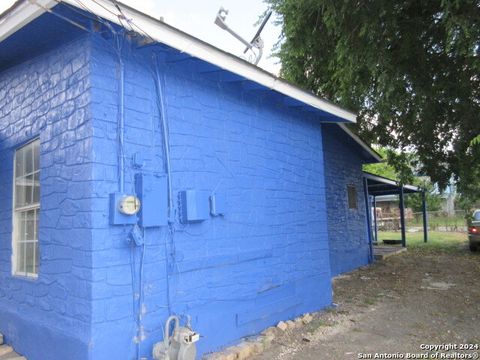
[373,196,378,244]
[399,186,406,247]
[422,190,428,243]
[363,177,374,263]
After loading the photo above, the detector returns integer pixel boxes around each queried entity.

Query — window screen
[13,139,40,277]
[347,185,357,210]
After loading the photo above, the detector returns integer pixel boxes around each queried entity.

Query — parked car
[468,210,480,252]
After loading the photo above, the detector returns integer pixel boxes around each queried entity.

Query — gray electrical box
[179,190,210,223]
[135,174,168,227]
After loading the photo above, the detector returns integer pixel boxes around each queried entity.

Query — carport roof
[363,172,422,196]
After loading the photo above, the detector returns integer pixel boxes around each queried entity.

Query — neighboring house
[0,1,380,359]
[374,195,414,230]
[375,195,399,215]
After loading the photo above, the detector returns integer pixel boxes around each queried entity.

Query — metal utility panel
[110,192,138,225]
[179,190,210,223]
[136,173,168,227]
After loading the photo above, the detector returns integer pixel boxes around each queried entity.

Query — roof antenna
[214,7,272,65]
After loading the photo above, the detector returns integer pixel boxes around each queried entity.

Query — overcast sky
[0,0,282,74]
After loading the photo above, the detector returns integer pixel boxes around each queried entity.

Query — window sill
[12,273,38,281]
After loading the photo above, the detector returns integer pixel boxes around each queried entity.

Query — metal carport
[363,171,428,248]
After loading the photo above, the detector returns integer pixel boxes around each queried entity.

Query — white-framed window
[12,139,40,277]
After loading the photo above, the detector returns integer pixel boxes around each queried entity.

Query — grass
[377,231,467,252]
[362,297,376,306]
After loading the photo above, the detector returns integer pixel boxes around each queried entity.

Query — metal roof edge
[93,0,357,122]
[363,171,422,192]
[0,0,357,123]
[0,0,57,43]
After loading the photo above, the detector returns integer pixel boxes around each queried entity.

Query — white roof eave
[0,0,57,43]
[54,0,357,123]
[0,0,357,122]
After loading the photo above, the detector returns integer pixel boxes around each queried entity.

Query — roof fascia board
[364,172,399,187]
[60,0,356,122]
[404,184,421,192]
[0,1,384,161]
[0,0,57,43]
[363,171,421,193]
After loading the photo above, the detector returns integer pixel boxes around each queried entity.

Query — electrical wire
[66,1,126,194]
[30,0,89,32]
[107,0,134,33]
[128,235,139,353]
[37,0,180,347]
[70,0,156,50]
[27,1,170,357]
[164,227,173,316]
[152,54,174,220]
[73,0,116,34]
[137,240,146,358]
[52,0,101,24]
[117,42,125,193]
[105,0,155,42]
[151,54,177,318]
[89,0,120,18]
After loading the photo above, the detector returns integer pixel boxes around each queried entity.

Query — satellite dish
[214,8,272,65]
[244,11,272,54]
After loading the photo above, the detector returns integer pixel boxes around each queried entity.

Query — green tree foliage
[456,193,480,218]
[472,135,480,146]
[267,0,480,195]
[364,148,399,180]
[364,148,442,212]
[404,180,442,212]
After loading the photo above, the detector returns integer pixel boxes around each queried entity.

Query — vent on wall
[347,185,357,210]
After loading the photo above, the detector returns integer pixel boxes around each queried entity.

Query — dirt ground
[251,240,480,360]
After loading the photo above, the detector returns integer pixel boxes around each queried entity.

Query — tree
[364,148,398,180]
[266,0,480,195]
[363,147,415,182]
[404,180,443,213]
[363,147,442,212]
[472,135,480,146]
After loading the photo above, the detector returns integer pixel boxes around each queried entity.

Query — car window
[474,210,480,221]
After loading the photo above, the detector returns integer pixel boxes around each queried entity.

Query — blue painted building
[0,1,380,359]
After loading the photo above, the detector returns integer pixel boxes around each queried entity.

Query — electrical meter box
[135,173,168,227]
[179,190,210,223]
[110,193,139,225]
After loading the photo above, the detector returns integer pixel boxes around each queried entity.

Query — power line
[105,0,155,42]
[30,0,89,32]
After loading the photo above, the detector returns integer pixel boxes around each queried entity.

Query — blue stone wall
[322,124,371,276]
[0,35,94,360]
[0,22,370,360]
[88,35,333,359]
